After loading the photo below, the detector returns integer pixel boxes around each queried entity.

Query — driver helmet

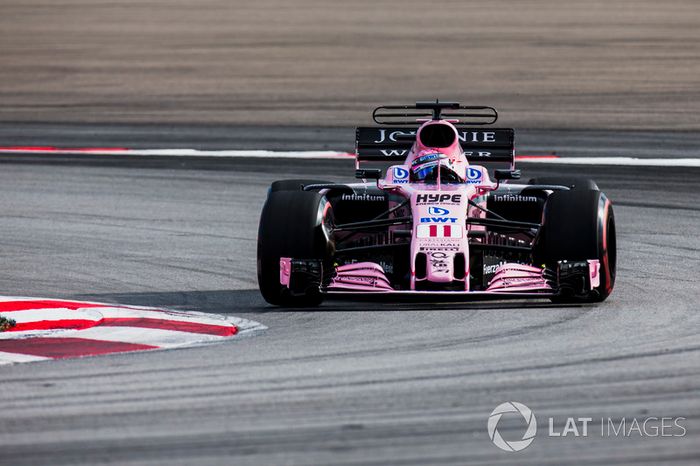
[410,151,465,183]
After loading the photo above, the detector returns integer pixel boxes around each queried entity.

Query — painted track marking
[0,297,266,364]
[0,147,698,167]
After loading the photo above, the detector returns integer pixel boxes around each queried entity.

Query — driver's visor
[411,160,439,180]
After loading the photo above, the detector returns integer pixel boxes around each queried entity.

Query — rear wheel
[257,190,334,306]
[528,176,598,191]
[535,189,616,302]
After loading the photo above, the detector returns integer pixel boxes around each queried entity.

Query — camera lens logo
[487,402,537,452]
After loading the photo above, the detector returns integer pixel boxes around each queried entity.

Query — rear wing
[355,127,515,164]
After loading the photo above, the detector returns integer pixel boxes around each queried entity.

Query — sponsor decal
[410,154,443,177]
[419,241,460,247]
[456,131,497,143]
[428,250,450,273]
[492,277,541,286]
[420,217,458,223]
[412,153,442,166]
[381,149,409,157]
[466,167,483,184]
[341,193,385,202]
[464,151,494,158]
[483,261,506,275]
[482,255,506,287]
[337,276,385,286]
[373,130,496,145]
[427,206,449,216]
[373,129,416,143]
[394,167,408,180]
[416,193,462,205]
[419,246,460,252]
[417,224,463,238]
[388,166,409,184]
[412,161,438,174]
[492,194,539,203]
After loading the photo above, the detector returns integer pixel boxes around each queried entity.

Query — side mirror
[494,169,521,182]
[355,168,382,180]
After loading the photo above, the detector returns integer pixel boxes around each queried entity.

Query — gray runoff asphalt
[0,135,699,465]
[3,0,700,131]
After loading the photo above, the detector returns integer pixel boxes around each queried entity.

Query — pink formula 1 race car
[257,101,616,306]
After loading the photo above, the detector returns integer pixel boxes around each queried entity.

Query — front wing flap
[280,258,600,300]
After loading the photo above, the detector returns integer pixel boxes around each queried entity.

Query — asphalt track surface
[0,133,699,465]
[2,0,700,463]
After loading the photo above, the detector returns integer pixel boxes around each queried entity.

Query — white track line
[1,148,699,167]
[516,156,700,167]
[0,148,355,159]
[0,352,50,365]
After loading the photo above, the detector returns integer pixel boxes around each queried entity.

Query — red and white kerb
[0,297,265,364]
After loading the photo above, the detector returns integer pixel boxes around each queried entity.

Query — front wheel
[535,189,616,302]
[257,190,334,306]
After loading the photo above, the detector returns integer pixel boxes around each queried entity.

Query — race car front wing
[279,257,601,300]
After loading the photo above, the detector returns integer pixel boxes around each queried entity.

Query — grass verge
[0,315,16,331]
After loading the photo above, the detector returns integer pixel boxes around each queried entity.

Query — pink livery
[259,101,616,306]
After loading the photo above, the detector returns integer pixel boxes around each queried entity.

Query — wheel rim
[606,213,617,288]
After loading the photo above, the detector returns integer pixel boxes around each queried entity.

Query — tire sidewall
[538,189,616,302]
[257,190,333,306]
[595,194,616,301]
